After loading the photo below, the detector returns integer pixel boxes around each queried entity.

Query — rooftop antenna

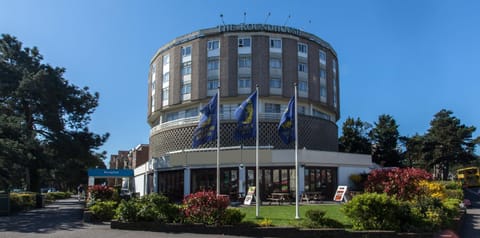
[220,14,226,26]
[243,12,247,24]
[283,14,291,26]
[264,12,271,24]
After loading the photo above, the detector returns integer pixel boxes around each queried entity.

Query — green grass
[237,204,351,227]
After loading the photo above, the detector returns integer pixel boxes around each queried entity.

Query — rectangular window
[270,38,282,49]
[162,88,169,101]
[269,58,281,69]
[270,78,281,88]
[313,109,331,120]
[238,56,251,68]
[238,77,251,89]
[319,50,326,66]
[185,108,198,117]
[207,40,220,51]
[298,43,307,54]
[152,79,156,91]
[207,78,219,90]
[238,37,251,48]
[299,80,308,92]
[207,59,219,71]
[320,85,327,98]
[265,103,281,113]
[320,69,326,80]
[182,62,192,75]
[163,72,170,84]
[181,46,191,57]
[181,83,191,95]
[165,112,179,122]
[332,59,337,75]
[163,54,170,65]
[298,63,307,72]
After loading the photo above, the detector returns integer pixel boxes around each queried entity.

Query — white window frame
[238,37,251,48]
[298,43,308,58]
[298,63,307,72]
[238,55,251,68]
[270,58,281,69]
[319,50,326,66]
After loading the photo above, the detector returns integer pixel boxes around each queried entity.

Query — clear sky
[1,0,479,166]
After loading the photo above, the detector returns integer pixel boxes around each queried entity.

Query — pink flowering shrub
[88,185,114,201]
[365,168,432,201]
[182,191,230,225]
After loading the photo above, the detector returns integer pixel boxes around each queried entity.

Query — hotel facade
[140,24,372,201]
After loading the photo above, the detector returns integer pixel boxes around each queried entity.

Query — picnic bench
[266,192,292,205]
[301,191,326,203]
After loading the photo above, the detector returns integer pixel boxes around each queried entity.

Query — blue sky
[1,0,479,165]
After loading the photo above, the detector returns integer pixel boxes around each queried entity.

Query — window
[185,108,198,117]
[298,63,307,72]
[270,78,281,88]
[298,43,307,54]
[238,37,251,47]
[238,77,251,89]
[152,79,156,90]
[320,85,327,98]
[181,46,191,57]
[332,59,337,75]
[238,56,251,68]
[162,88,169,101]
[299,80,308,92]
[265,103,281,113]
[313,109,331,120]
[163,72,170,84]
[182,62,192,75]
[270,58,281,69]
[208,78,219,90]
[165,112,179,122]
[207,59,219,71]
[163,54,169,65]
[298,106,306,115]
[270,38,282,49]
[207,40,219,51]
[181,83,191,95]
[319,69,326,80]
[319,50,326,66]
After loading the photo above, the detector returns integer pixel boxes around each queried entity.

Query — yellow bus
[456,167,480,188]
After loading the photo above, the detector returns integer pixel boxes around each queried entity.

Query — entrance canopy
[87,169,134,186]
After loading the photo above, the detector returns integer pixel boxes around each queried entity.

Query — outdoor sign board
[333,185,348,202]
[243,186,256,205]
[87,169,133,178]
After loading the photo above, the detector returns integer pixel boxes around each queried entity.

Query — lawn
[237,203,351,227]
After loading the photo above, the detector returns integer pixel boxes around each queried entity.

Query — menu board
[243,186,256,205]
[333,185,348,202]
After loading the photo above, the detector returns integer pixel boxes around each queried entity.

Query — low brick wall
[110,221,435,238]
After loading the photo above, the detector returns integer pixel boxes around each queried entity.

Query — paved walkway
[459,188,480,238]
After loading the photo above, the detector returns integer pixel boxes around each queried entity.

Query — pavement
[1,193,479,238]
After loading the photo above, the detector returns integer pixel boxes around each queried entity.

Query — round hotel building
[143,24,370,202]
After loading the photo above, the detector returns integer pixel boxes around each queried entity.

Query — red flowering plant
[364,167,432,201]
[182,191,230,225]
[88,185,114,201]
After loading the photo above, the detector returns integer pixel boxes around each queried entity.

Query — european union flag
[234,91,257,140]
[192,93,218,148]
[278,97,295,144]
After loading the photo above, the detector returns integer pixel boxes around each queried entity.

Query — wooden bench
[267,192,291,205]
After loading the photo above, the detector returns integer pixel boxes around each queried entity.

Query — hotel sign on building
[218,24,302,36]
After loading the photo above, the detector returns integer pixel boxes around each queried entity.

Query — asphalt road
[459,188,480,238]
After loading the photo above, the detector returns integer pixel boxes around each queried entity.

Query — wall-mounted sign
[87,169,133,178]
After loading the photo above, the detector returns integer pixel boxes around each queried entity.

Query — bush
[115,199,138,222]
[258,217,273,227]
[365,168,432,201]
[182,191,230,225]
[418,180,446,200]
[114,193,181,223]
[303,209,343,228]
[342,193,404,231]
[10,193,36,212]
[89,185,113,201]
[222,208,246,225]
[89,200,118,221]
[45,192,72,200]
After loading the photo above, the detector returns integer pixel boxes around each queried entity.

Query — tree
[339,117,372,154]
[424,109,479,180]
[399,134,430,169]
[370,114,401,167]
[0,34,109,191]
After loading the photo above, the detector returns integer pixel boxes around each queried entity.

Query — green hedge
[10,193,36,212]
[45,192,72,201]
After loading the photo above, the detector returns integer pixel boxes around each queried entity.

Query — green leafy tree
[0,34,109,191]
[424,109,479,180]
[339,117,372,154]
[400,134,430,169]
[370,114,401,167]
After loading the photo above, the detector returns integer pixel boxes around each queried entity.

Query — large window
[298,80,308,92]
[207,40,219,51]
[207,59,219,71]
[238,77,251,89]
[298,63,307,73]
[270,38,282,49]
[208,78,218,90]
[182,62,192,75]
[298,43,308,54]
[162,88,169,101]
[163,72,170,84]
[265,103,281,113]
[181,46,191,57]
[181,83,191,95]
[158,170,184,202]
[319,50,326,66]
[270,58,281,69]
[163,54,170,65]
[238,56,251,68]
[304,167,337,200]
[238,37,251,48]
[270,78,281,88]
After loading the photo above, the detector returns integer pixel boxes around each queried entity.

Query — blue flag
[192,93,218,148]
[234,91,257,140]
[278,97,295,144]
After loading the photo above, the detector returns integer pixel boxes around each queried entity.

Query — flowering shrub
[182,191,230,225]
[418,180,446,200]
[89,185,113,201]
[364,168,432,201]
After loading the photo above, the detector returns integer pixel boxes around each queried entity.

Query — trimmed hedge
[10,192,36,212]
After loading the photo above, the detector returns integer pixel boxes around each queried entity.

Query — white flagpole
[255,85,260,218]
[294,83,299,219]
[216,86,221,195]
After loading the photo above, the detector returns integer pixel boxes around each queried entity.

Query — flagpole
[294,83,299,219]
[216,86,220,196]
[255,85,260,218]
